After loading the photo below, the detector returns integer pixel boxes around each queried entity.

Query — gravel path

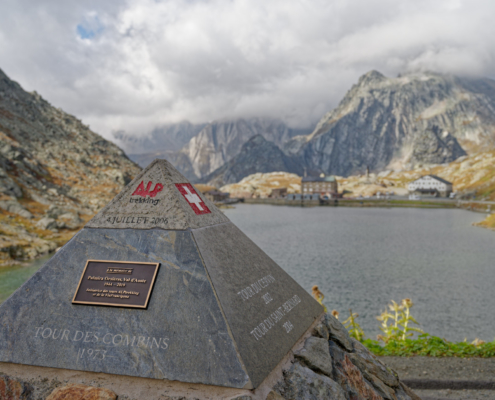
[379,356,495,400]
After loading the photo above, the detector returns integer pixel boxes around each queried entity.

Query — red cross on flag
[175,183,211,215]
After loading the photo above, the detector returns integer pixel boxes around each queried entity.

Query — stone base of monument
[0,313,420,400]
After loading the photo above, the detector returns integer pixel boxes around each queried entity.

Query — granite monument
[0,159,323,389]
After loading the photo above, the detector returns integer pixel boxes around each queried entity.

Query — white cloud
[0,0,494,138]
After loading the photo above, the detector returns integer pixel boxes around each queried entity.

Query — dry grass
[474,213,495,230]
[194,184,216,194]
[221,172,301,198]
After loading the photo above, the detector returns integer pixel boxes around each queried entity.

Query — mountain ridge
[295,70,495,176]
[127,118,313,180]
[199,134,304,187]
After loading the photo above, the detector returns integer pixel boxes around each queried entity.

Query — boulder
[328,341,384,400]
[0,200,33,219]
[323,313,354,352]
[351,338,399,388]
[274,362,347,400]
[46,384,116,400]
[313,321,330,340]
[0,373,33,400]
[35,217,57,231]
[57,212,83,229]
[0,175,23,198]
[294,336,333,377]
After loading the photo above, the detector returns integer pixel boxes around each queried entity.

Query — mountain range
[121,118,311,181]
[3,65,495,264]
[124,70,495,186]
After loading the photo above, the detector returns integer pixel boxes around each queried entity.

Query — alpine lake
[2,204,493,342]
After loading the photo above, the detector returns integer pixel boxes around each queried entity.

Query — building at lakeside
[407,175,453,197]
[301,174,338,197]
[203,189,230,202]
[303,193,320,200]
[286,193,320,201]
[270,187,288,198]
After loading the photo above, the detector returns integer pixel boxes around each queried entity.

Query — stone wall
[0,313,420,400]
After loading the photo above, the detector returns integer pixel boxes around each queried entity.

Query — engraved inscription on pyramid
[85,159,228,230]
[0,158,324,389]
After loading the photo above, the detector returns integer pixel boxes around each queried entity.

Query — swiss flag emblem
[175,183,211,215]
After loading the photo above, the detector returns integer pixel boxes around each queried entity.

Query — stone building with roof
[301,174,338,197]
[407,175,453,197]
[204,189,230,202]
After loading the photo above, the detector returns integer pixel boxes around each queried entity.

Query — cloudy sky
[1,0,494,140]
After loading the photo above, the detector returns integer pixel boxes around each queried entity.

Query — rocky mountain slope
[293,70,495,176]
[199,135,304,187]
[0,68,141,265]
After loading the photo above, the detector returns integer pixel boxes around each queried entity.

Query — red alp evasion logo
[175,183,211,215]
[130,181,164,206]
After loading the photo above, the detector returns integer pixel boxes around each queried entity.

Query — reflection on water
[0,254,53,303]
[224,204,494,342]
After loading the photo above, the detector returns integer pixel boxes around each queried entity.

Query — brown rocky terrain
[0,68,141,266]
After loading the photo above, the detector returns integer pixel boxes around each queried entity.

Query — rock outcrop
[296,70,495,176]
[409,125,466,165]
[0,67,140,265]
[200,135,304,187]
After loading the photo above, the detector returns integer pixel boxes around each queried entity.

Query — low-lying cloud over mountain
[127,70,495,184]
[1,0,495,140]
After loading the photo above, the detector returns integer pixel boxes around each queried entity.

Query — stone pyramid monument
[0,159,323,389]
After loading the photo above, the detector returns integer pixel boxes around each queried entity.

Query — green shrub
[362,334,495,357]
[322,294,494,357]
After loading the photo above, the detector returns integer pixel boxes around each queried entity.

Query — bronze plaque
[72,260,160,308]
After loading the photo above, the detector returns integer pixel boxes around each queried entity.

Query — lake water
[224,205,494,342]
[0,254,52,304]
[1,205,493,342]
